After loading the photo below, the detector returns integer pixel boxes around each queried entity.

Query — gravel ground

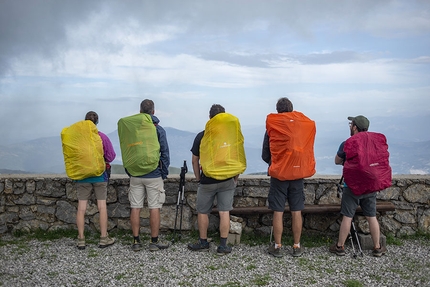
[0,235,429,287]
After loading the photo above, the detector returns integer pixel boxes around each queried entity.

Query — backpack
[343,132,392,195]
[117,113,160,176]
[266,111,316,180]
[61,120,105,180]
[200,113,246,180]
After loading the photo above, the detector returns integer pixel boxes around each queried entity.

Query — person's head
[85,111,98,125]
[348,115,369,136]
[209,104,225,119]
[140,99,155,114]
[276,97,293,113]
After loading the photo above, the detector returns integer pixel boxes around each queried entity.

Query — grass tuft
[386,233,403,246]
[344,279,364,287]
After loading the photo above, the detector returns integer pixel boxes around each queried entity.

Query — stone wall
[1,175,429,237]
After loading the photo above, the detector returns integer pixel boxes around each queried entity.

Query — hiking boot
[329,243,346,256]
[292,246,303,257]
[268,243,283,258]
[77,237,85,250]
[149,240,169,252]
[188,240,210,252]
[372,245,387,257]
[99,234,115,248]
[216,245,232,256]
[132,240,142,252]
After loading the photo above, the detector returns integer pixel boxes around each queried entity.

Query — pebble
[0,236,429,286]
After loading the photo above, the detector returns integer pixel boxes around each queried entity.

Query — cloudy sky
[1,0,429,144]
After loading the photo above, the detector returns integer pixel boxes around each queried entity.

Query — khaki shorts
[128,177,165,209]
[76,182,107,200]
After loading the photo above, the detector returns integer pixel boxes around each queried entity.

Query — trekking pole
[351,220,364,257]
[349,223,357,258]
[173,160,187,243]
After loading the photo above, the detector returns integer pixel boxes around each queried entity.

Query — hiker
[262,97,316,258]
[74,111,116,249]
[188,104,246,255]
[330,115,389,257]
[117,99,170,252]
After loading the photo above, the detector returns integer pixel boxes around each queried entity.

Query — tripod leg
[178,187,185,239]
[172,192,181,243]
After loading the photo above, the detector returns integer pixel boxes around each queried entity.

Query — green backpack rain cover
[117,113,160,176]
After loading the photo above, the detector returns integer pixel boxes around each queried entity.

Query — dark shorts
[268,178,304,212]
[196,178,236,214]
[340,187,377,218]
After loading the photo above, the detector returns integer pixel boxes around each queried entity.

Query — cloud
[2,0,430,77]
[0,0,429,145]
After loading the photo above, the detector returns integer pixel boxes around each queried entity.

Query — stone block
[357,233,386,250]
[229,220,242,235]
[227,233,241,245]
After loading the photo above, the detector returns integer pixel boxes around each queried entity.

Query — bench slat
[211,202,395,215]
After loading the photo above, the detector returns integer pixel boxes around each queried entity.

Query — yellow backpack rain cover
[117,113,160,176]
[61,120,105,180]
[200,113,246,180]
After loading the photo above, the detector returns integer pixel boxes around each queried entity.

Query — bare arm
[335,154,344,165]
[192,154,201,181]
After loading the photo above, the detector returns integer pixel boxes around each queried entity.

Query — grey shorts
[196,178,236,214]
[128,177,166,209]
[76,182,107,201]
[268,178,304,212]
[340,187,377,218]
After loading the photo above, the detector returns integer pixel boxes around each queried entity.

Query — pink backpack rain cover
[343,132,392,196]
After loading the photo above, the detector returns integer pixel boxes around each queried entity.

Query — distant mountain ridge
[0,116,429,175]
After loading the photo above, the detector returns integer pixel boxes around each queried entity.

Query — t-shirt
[337,141,346,163]
[190,131,231,184]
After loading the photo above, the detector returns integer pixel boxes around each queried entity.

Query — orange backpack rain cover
[266,111,316,180]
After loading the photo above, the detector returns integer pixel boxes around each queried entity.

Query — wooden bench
[211,201,395,215]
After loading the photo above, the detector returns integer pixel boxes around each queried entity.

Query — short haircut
[85,111,98,125]
[140,99,155,114]
[352,121,368,132]
[276,97,293,113]
[209,104,225,118]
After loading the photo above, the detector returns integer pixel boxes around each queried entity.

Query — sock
[293,243,300,248]
[275,243,282,249]
[199,238,208,244]
[151,237,158,243]
[134,236,140,243]
[220,237,227,246]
